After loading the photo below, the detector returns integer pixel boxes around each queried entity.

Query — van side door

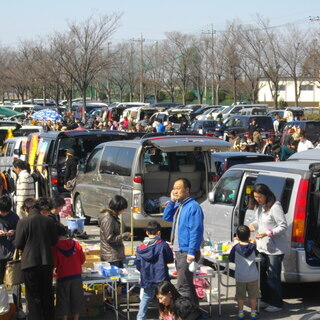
[94,146,137,219]
[202,169,243,242]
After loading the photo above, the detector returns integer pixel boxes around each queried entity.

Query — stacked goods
[59,197,72,218]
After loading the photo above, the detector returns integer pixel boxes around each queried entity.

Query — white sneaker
[265,305,282,312]
[259,301,269,308]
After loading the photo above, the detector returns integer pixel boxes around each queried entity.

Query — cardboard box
[84,292,104,308]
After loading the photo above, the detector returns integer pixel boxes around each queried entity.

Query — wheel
[74,195,85,219]
[74,195,91,225]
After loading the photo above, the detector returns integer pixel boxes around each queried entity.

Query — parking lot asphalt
[77,221,320,320]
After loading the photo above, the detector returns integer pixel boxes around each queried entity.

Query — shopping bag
[64,178,76,191]
[4,250,23,286]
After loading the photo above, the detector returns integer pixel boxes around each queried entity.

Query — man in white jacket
[13,159,35,218]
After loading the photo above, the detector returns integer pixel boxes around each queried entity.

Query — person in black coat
[64,148,79,185]
[14,198,58,320]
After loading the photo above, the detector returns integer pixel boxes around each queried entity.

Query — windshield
[222,106,233,114]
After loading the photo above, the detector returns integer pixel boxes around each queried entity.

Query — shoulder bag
[4,250,23,286]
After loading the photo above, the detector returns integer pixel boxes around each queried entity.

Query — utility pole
[133,34,145,102]
[202,25,216,104]
[154,40,159,103]
[106,42,112,103]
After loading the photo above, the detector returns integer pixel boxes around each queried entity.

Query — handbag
[4,250,23,286]
[64,178,76,191]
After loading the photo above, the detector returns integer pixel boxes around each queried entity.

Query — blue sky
[1,0,320,47]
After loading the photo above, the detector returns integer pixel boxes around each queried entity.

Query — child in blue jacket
[136,221,174,320]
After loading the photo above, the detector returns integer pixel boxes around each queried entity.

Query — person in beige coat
[13,159,35,219]
[98,195,132,268]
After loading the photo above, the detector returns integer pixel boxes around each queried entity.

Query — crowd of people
[0,109,307,319]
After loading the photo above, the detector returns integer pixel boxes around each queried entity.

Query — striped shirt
[16,170,35,204]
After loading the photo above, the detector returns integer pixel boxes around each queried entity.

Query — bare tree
[52,14,121,121]
[239,16,284,108]
[279,25,308,106]
[165,32,193,105]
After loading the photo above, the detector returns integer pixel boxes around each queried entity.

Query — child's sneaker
[251,311,257,320]
[238,311,245,320]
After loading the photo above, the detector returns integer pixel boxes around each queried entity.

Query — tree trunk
[215,83,220,105]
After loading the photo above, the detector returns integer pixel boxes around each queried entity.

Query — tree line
[0,14,319,109]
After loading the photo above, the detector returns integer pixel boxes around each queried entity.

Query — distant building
[258,77,320,108]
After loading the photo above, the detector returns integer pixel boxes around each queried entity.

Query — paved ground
[77,220,320,320]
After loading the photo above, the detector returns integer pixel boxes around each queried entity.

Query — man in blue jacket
[136,221,174,320]
[163,178,204,305]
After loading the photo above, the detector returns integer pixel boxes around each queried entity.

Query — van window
[100,147,136,176]
[6,143,14,156]
[86,148,103,173]
[214,170,242,205]
[255,175,294,213]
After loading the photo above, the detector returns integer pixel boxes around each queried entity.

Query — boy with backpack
[135,221,174,320]
[229,225,260,320]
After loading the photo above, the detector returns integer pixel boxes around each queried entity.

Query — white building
[258,78,320,108]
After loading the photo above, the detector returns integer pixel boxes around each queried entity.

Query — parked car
[13,125,44,137]
[287,148,320,160]
[223,115,274,139]
[190,105,221,120]
[211,152,274,178]
[188,120,217,135]
[239,107,267,116]
[150,110,191,131]
[0,137,28,172]
[26,130,144,197]
[201,160,320,283]
[284,107,305,122]
[196,106,227,120]
[280,120,320,146]
[267,109,285,120]
[72,134,231,229]
[221,104,268,120]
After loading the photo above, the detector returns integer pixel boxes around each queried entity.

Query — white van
[201,160,320,283]
[121,106,158,124]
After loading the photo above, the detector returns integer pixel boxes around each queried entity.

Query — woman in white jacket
[249,184,288,312]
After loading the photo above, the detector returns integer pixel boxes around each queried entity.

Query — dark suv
[280,120,320,146]
[223,115,274,139]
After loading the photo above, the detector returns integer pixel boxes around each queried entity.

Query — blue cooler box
[67,218,85,231]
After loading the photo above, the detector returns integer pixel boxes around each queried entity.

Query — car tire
[74,195,91,225]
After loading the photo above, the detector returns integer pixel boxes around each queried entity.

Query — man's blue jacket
[163,198,204,256]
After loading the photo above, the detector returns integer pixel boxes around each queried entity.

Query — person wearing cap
[272,144,294,161]
[64,149,79,186]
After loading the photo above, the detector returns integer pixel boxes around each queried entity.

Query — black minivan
[27,130,143,197]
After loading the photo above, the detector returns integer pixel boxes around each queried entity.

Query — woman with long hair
[155,281,181,320]
[248,184,288,312]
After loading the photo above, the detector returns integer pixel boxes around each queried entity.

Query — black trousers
[175,251,201,305]
[23,265,55,320]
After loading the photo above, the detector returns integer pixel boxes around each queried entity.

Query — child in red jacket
[53,223,86,320]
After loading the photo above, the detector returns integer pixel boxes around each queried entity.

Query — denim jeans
[137,287,155,320]
[260,253,284,308]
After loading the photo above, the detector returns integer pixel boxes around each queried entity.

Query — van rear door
[147,136,231,152]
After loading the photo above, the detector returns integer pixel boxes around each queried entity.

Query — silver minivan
[72,135,231,229]
[201,160,320,283]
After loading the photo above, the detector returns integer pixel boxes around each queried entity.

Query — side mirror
[208,191,215,203]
